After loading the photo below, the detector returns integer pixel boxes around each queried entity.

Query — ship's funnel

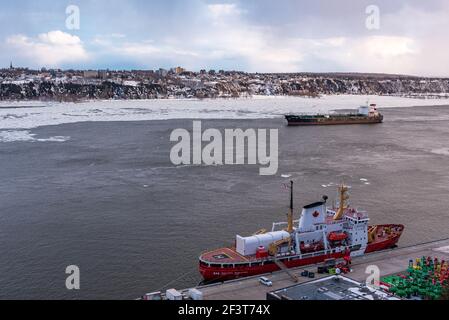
[298,201,326,232]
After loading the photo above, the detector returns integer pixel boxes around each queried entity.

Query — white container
[166,288,183,301]
[236,231,290,256]
[188,288,204,300]
[143,291,162,300]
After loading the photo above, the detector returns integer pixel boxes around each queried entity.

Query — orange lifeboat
[328,232,348,242]
[300,242,324,253]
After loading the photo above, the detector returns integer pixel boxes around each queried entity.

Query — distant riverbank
[2,71,449,102]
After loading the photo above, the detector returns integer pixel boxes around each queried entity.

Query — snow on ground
[0,95,448,130]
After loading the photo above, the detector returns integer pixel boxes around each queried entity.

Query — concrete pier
[186,238,449,300]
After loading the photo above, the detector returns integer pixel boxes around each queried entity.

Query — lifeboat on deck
[300,242,324,253]
[328,232,348,242]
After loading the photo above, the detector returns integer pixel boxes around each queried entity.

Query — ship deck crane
[268,181,295,256]
[333,183,349,220]
[268,238,291,256]
[253,229,267,236]
[368,226,378,243]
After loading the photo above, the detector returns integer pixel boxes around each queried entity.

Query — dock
[184,238,449,300]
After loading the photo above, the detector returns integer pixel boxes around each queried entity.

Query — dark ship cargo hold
[285,104,383,126]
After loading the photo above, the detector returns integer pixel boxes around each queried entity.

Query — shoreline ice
[0,95,449,130]
[0,130,70,143]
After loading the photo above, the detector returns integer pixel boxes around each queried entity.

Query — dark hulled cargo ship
[285,104,383,126]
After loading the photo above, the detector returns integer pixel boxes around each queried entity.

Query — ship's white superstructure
[236,184,369,258]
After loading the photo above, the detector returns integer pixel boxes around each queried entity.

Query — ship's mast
[287,180,294,233]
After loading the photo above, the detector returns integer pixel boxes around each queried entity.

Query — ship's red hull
[199,224,403,282]
[200,251,347,282]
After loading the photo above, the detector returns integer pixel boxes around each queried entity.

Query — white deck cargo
[236,230,290,256]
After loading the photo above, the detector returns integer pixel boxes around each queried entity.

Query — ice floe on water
[0,95,449,130]
[319,180,374,188]
[0,130,70,143]
[359,178,372,185]
[321,182,336,188]
[431,148,449,156]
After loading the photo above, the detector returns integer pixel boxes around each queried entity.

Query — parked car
[259,277,273,287]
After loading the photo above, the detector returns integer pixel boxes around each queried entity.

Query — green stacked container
[381,256,449,300]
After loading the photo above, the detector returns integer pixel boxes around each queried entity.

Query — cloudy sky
[1,0,449,76]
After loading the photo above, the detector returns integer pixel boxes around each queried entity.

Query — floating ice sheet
[1,95,449,130]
